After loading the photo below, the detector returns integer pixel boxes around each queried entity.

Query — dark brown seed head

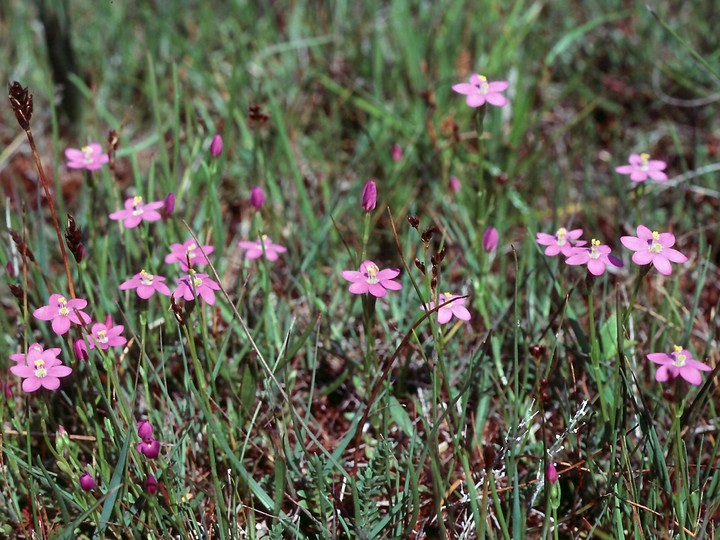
[8,82,33,130]
[407,215,420,229]
[414,258,426,274]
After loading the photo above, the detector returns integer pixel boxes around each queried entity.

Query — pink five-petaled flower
[536,227,586,257]
[9,343,72,393]
[119,269,172,299]
[174,270,221,305]
[421,292,471,324]
[341,260,402,298]
[33,294,92,335]
[109,196,165,228]
[647,345,712,385]
[88,316,127,351]
[620,225,688,275]
[238,235,287,261]
[615,153,668,182]
[65,143,109,171]
[452,73,509,108]
[136,438,161,459]
[164,239,215,271]
[565,239,622,276]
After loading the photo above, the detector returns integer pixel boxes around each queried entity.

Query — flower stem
[587,283,609,422]
[24,128,76,298]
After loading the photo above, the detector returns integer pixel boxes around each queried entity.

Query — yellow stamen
[365,263,380,284]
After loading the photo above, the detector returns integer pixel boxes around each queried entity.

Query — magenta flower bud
[79,472,95,492]
[546,462,558,485]
[361,180,377,213]
[6,261,14,278]
[145,474,158,495]
[73,339,88,361]
[449,176,461,193]
[391,144,402,162]
[137,420,153,440]
[210,134,223,157]
[482,227,499,252]
[249,186,266,209]
[164,192,175,217]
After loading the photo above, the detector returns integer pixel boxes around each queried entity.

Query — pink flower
[536,228,585,257]
[449,176,461,193]
[615,153,668,182]
[452,74,509,108]
[210,134,223,157]
[65,143,109,171]
[11,342,61,365]
[249,186,266,209]
[482,227,499,252]
[164,240,215,271]
[119,269,172,299]
[647,345,711,385]
[109,196,165,228]
[33,294,92,335]
[361,180,377,212]
[174,271,221,305]
[620,225,687,275]
[421,292,471,324]
[238,236,287,261]
[565,239,622,276]
[87,316,127,350]
[136,438,160,459]
[9,344,72,392]
[392,144,402,162]
[341,260,402,298]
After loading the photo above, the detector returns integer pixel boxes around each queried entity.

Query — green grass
[1,0,719,538]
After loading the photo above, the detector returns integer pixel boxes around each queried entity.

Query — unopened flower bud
[79,471,95,492]
[361,180,377,213]
[145,474,158,494]
[482,227,499,252]
[137,420,153,440]
[391,144,402,162]
[73,339,88,361]
[210,134,223,158]
[449,176,461,193]
[546,462,558,485]
[249,186,265,209]
[164,192,175,217]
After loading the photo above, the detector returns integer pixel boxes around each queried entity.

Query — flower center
[365,263,380,284]
[672,345,686,367]
[556,227,568,246]
[132,196,144,216]
[140,269,154,285]
[640,152,650,171]
[648,231,663,253]
[34,358,47,378]
[475,75,489,94]
[57,296,69,316]
[96,330,108,344]
[588,239,601,259]
[82,145,94,163]
[191,276,203,287]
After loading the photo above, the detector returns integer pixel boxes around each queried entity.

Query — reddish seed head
[361,180,377,212]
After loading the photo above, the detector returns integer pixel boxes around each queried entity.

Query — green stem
[588,284,609,422]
